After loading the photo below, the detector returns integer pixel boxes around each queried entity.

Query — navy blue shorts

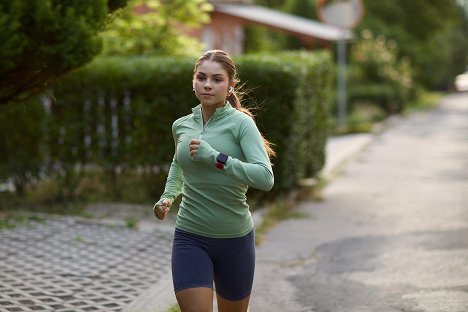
[171,228,255,301]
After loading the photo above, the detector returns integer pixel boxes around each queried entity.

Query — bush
[238,52,333,189]
[348,30,415,113]
[0,98,45,194]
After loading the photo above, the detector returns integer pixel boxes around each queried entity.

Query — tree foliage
[348,30,414,113]
[357,0,468,89]
[100,0,213,56]
[0,0,127,106]
[251,0,468,90]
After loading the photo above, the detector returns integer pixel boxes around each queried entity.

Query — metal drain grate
[0,216,173,311]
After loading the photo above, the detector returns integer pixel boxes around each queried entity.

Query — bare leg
[176,287,213,312]
[217,293,251,312]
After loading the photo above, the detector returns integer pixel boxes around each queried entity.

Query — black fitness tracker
[216,153,228,169]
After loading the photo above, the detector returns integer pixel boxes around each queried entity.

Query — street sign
[316,0,364,129]
[317,0,364,29]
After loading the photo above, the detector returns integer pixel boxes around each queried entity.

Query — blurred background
[1,0,467,227]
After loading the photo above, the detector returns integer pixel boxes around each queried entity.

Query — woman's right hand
[153,199,171,220]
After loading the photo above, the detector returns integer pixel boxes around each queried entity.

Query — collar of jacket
[191,101,235,122]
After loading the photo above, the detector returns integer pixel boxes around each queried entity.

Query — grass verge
[0,211,46,232]
[166,304,181,312]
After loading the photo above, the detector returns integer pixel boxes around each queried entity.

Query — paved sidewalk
[321,132,374,179]
[0,213,174,312]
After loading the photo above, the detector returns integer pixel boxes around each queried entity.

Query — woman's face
[193,60,231,108]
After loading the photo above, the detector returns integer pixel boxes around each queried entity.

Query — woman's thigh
[212,230,255,302]
[172,229,214,293]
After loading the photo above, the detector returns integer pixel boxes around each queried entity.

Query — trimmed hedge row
[0,51,333,199]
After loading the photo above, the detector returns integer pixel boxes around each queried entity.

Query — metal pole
[337,30,347,128]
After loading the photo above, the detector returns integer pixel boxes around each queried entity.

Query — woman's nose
[204,79,212,89]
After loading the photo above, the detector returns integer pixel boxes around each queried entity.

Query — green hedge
[347,83,403,113]
[0,99,45,194]
[0,51,333,199]
[237,52,333,189]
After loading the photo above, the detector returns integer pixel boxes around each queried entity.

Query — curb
[321,132,374,180]
[122,274,176,312]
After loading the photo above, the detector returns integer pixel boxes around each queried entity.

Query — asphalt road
[251,93,468,312]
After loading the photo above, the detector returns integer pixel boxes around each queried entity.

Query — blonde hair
[194,50,276,158]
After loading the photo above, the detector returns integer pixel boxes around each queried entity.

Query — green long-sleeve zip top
[156,103,274,238]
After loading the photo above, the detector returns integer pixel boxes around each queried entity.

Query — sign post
[316,0,364,129]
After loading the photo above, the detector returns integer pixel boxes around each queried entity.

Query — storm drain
[0,216,173,311]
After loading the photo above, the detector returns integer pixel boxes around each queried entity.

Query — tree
[348,30,414,113]
[357,0,468,89]
[254,0,285,8]
[251,0,468,89]
[283,0,317,49]
[0,0,127,106]
[100,0,213,56]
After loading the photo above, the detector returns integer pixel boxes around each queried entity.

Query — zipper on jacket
[199,115,214,139]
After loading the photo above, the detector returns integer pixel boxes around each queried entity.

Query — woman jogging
[153,49,275,311]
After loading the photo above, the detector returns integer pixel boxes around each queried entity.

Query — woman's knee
[216,294,250,312]
[176,287,213,312]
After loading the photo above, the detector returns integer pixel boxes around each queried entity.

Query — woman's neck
[201,106,216,124]
[201,102,225,124]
